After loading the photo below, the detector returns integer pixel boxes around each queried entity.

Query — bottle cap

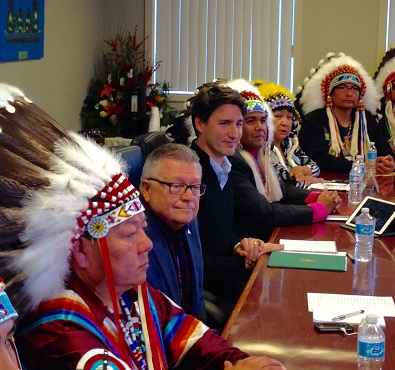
[366,313,378,323]
[356,155,363,159]
[361,207,369,213]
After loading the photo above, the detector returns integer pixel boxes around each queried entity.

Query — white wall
[0,0,144,131]
[293,0,386,90]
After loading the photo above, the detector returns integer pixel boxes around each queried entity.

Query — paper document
[308,182,350,192]
[279,239,338,254]
[307,293,395,326]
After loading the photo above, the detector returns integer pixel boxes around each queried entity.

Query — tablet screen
[346,197,395,235]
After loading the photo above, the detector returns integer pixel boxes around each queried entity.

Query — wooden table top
[222,175,395,369]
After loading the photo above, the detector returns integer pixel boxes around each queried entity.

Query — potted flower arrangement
[80,26,176,138]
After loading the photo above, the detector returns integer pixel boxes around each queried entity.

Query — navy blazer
[145,209,206,321]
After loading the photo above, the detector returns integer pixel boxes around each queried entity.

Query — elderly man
[297,52,395,173]
[0,83,285,370]
[140,143,206,321]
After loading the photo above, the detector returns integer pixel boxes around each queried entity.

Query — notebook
[268,251,347,272]
[341,196,395,236]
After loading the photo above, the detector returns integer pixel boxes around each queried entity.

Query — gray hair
[141,143,202,181]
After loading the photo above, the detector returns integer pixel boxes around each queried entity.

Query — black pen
[346,252,355,263]
[332,309,364,321]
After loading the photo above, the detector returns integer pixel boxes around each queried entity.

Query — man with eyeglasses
[297,52,395,173]
[140,143,207,321]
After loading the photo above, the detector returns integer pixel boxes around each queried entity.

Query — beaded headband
[0,279,18,325]
[322,66,366,99]
[239,90,268,116]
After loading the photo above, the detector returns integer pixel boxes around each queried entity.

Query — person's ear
[194,116,205,135]
[71,237,91,269]
[140,179,151,202]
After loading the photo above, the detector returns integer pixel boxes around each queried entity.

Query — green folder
[268,252,347,272]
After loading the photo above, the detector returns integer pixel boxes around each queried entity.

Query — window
[146,0,295,94]
[386,0,395,48]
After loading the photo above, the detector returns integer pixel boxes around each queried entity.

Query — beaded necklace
[108,295,148,369]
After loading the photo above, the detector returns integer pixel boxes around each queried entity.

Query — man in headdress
[225,79,340,242]
[0,278,22,370]
[0,83,285,370]
[374,47,395,152]
[296,52,395,173]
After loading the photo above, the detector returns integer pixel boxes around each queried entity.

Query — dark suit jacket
[145,208,206,321]
[230,150,314,241]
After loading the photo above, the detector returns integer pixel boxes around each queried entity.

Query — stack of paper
[307,293,395,326]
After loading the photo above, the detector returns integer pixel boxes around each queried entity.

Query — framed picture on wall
[0,0,44,62]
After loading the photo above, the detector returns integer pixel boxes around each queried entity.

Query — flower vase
[120,84,148,138]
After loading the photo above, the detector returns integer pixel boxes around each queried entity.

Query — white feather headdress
[374,48,395,142]
[226,79,274,143]
[295,52,379,159]
[0,83,143,310]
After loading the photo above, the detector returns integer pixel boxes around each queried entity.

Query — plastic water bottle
[365,142,377,191]
[357,314,385,369]
[348,155,365,205]
[354,208,375,262]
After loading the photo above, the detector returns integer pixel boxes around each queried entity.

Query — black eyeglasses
[335,85,361,94]
[147,178,207,196]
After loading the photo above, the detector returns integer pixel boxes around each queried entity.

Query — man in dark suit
[140,143,207,321]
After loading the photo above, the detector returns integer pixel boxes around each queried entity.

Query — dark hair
[188,81,246,136]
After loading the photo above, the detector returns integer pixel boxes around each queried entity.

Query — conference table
[222,174,395,369]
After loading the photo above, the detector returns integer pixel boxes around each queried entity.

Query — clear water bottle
[365,142,377,191]
[354,208,375,262]
[357,314,385,369]
[348,155,365,205]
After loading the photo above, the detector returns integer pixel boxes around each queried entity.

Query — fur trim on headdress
[226,79,274,143]
[0,83,143,310]
[374,48,395,142]
[295,52,378,159]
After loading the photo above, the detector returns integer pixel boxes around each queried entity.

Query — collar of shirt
[210,156,232,189]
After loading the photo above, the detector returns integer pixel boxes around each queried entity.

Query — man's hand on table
[235,238,284,269]
[224,356,286,369]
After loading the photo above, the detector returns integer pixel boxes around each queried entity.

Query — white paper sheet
[279,239,338,254]
[307,293,395,326]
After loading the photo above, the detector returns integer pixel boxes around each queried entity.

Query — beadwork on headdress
[0,83,144,311]
[295,52,379,160]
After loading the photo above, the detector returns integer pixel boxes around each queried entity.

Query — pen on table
[346,252,355,263]
[332,309,365,321]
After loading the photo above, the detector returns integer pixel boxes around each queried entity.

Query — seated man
[0,278,22,370]
[296,52,395,173]
[140,143,206,321]
[0,83,285,370]
[226,79,340,241]
[186,81,283,311]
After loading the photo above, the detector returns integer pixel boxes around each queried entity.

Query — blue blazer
[145,209,206,321]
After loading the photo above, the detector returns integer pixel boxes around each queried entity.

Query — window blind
[147,0,295,93]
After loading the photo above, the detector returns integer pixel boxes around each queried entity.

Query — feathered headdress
[253,80,302,168]
[226,78,273,143]
[0,83,144,313]
[374,47,395,143]
[295,52,379,160]
[226,79,282,202]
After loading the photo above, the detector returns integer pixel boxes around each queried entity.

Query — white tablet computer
[343,196,395,236]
